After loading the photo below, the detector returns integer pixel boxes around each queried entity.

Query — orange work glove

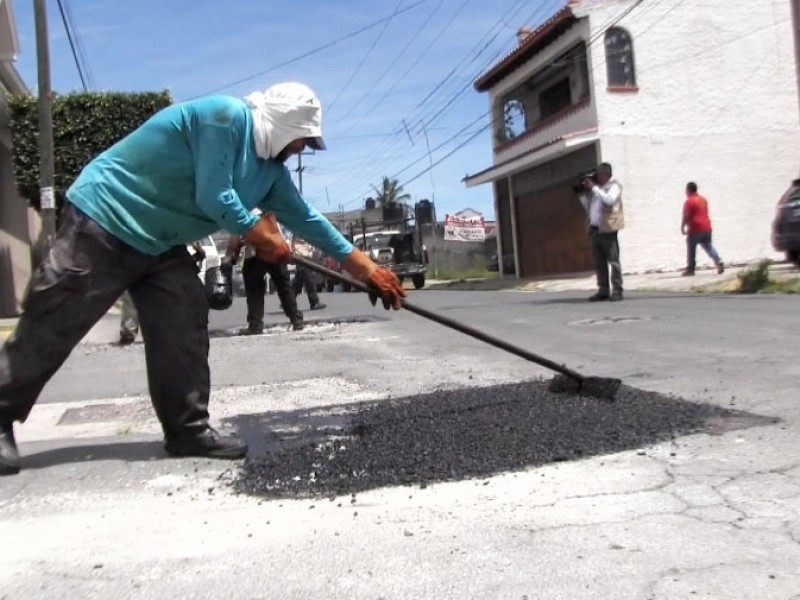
[242,213,291,264]
[343,249,406,310]
[367,267,406,310]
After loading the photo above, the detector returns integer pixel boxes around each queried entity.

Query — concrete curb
[425,262,799,294]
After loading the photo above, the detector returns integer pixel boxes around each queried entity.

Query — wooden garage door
[515,182,593,278]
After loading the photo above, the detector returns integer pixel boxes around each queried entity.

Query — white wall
[584,0,800,271]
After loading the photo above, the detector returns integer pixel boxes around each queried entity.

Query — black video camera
[572,169,598,194]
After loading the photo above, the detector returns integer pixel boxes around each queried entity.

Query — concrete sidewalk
[427,260,797,293]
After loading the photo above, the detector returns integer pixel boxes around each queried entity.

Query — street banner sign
[444,212,486,242]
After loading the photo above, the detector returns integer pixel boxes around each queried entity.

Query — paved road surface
[1,289,798,599]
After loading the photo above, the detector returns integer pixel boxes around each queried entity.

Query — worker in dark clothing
[291,236,326,311]
[0,82,406,476]
[227,224,304,333]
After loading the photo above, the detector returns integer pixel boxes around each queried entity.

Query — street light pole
[33,0,56,258]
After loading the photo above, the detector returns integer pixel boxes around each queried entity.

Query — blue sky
[10,0,566,221]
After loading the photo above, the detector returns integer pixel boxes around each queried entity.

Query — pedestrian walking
[681,182,724,276]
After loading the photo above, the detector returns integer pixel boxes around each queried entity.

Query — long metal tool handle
[293,256,585,382]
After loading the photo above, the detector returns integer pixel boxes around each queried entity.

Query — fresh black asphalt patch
[230,380,775,499]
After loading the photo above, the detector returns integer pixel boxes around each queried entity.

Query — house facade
[465,0,800,277]
[1,0,35,316]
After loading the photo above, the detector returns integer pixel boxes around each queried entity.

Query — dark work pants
[590,229,623,294]
[0,203,211,437]
[241,257,301,330]
[291,265,320,308]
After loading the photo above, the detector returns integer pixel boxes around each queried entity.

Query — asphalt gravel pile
[233,379,767,499]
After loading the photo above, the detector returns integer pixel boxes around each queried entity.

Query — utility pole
[421,124,438,278]
[34,0,57,259]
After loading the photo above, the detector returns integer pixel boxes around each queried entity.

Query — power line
[408,0,539,130]
[327,0,543,201]
[63,0,94,88]
[336,0,649,209]
[332,0,461,129]
[55,0,91,90]
[190,0,432,99]
[321,0,473,197]
[332,0,562,205]
[326,0,407,115]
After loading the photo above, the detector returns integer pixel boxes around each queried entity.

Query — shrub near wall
[8,91,172,211]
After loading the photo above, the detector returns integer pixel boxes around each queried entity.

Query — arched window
[503,99,526,140]
[604,27,636,88]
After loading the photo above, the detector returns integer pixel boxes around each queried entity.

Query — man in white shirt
[578,162,625,302]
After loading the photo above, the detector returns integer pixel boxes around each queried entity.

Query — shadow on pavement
[19,440,168,470]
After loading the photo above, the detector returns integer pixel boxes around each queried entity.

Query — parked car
[772,178,800,266]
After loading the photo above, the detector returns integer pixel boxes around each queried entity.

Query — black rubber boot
[0,424,21,475]
[164,426,247,459]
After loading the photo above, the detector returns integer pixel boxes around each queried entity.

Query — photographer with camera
[577,162,625,301]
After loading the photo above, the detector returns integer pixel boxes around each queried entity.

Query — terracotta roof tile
[474,3,578,92]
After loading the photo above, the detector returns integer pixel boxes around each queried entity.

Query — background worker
[227,215,305,333]
[291,235,326,311]
[0,82,405,477]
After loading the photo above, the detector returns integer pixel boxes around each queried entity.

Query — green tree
[9,90,172,211]
[371,176,411,207]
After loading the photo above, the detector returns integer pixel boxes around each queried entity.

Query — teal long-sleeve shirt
[66,95,354,261]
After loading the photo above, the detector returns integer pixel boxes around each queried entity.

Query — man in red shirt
[681,182,724,276]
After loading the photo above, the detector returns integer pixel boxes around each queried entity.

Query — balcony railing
[495,96,593,157]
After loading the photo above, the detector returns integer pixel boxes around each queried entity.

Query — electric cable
[62,0,95,89]
[334,0,650,209]
[56,0,90,90]
[190,0,432,99]
[326,0,548,201]
[330,0,562,205]
[326,0,407,115]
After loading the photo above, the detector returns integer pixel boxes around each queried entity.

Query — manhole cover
[570,316,651,326]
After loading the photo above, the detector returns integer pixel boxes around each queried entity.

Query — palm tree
[372,176,411,207]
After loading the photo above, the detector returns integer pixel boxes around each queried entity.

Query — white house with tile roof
[465,0,800,278]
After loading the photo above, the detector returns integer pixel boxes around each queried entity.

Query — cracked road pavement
[0,289,798,599]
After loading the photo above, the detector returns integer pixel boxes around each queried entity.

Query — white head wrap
[244,82,325,160]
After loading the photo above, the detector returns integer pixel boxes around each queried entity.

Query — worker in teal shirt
[0,82,406,476]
